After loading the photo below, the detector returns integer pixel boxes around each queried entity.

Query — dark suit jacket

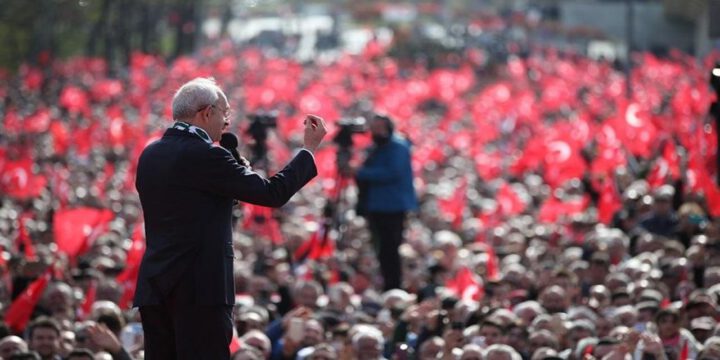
[134,127,317,306]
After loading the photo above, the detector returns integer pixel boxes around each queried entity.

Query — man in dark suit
[134,77,327,360]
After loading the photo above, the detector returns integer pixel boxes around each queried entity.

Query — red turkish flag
[679,339,689,360]
[540,77,573,112]
[53,208,114,259]
[661,140,682,181]
[49,120,70,155]
[543,140,587,189]
[590,132,627,179]
[170,56,203,79]
[21,65,43,92]
[5,270,51,333]
[437,177,468,228]
[485,246,500,282]
[497,183,526,216]
[363,39,384,59]
[1,158,47,199]
[242,205,283,245]
[296,88,340,122]
[413,141,446,169]
[612,102,659,158]
[79,280,97,320]
[117,222,145,309]
[510,137,545,177]
[214,56,236,78]
[3,109,21,135]
[687,157,720,217]
[23,108,51,133]
[308,234,332,262]
[91,79,123,102]
[646,161,669,190]
[229,331,242,355]
[597,180,622,225]
[538,196,590,224]
[446,266,483,301]
[294,224,334,262]
[16,214,37,261]
[59,85,90,115]
[474,151,502,181]
[294,231,319,262]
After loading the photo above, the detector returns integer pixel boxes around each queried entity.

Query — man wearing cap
[639,185,678,237]
[685,290,718,322]
[690,316,717,343]
[653,308,702,360]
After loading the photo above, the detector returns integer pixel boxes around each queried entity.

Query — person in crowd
[133,77,327,359]
[239,330,271,359]
[483,344,523,360]
[25,317,61,360]
[348,113,418,291]
[653,308,702,359]
[64,348,95,360]
[639,185,679,238]
[350,325,385,360]
[7,352,42,360]
[306,343,337,360]
[0,336,29,360]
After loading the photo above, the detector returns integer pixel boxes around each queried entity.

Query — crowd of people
[0,15,719,360]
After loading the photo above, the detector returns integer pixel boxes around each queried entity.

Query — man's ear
[198,106,210,125]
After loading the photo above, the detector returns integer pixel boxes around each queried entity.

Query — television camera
[246,111,278,164]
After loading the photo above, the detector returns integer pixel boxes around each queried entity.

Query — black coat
[134,127,316,306]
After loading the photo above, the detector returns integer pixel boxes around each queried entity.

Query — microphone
[220,132,248,166]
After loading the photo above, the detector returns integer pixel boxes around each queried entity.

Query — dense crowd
[0,17,720,360]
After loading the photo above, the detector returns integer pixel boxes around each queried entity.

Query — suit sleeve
[183,146,317,207]
[110,348,134,360]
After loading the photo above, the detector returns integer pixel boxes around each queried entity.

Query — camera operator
[246,112,278,167]
[342,114,418,291]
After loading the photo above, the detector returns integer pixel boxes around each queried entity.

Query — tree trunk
[87,0,111,57]
[139,2,151,53]
[31,0,55,65]
[117,0,132,69]
[173,0,198,59]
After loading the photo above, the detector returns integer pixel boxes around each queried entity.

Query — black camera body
[334,117,367,149]
[338,117,367,134]
[246,111,278,163]
[248,112,278,128]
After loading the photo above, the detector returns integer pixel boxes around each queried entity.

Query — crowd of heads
[0,11,719,360]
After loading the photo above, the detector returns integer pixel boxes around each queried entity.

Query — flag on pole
[4,269,51,333]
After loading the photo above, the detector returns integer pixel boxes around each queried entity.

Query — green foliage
[0,1,39,71]
[0,0,215,74]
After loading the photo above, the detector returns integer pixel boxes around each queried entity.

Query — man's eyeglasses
[197,104,231,120]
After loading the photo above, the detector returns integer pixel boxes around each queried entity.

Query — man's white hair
[513,300,546,317]
[328,282,353,303]
[172,77,225,120]
[350,324,384,350]
[483,344,523,360]
[240,329,271,354]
